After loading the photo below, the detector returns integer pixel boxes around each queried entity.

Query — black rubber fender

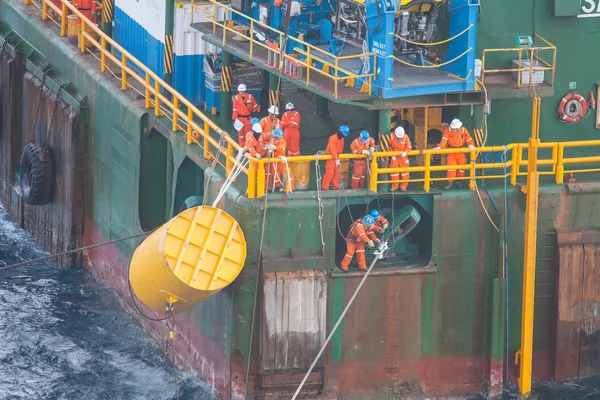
[19,143,54,205]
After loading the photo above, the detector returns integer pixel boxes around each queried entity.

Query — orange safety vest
[439,127,474,148]
[350,137,375,155]
[389,134,412,152]
[326,133,345,161]
[232,93,257,120]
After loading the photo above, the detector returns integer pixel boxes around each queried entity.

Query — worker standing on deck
[434,118,474,190]
[350,130,375,189]
[389,126,412,192]
[232,84,258,147]
[243,122,270,159]
[280,103,301,156]
[340,215,379,272]
[265,128,294,193]
[260,106,280,136]
[322,125,349,190]
[369,209,389,234]
[75,0,97,22]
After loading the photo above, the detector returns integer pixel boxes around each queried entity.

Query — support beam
[220,51,233,123]
[268,72,280,111]
[316,95,328,117]
[163,0,175,85]
[101,0,114,49]
[378,109,392,137]
[518,96,541,395]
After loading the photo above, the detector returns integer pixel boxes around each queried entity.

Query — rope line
[391,24,473,46]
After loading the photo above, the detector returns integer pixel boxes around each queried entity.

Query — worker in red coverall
[75,0,96,23]
[389,126,412,192]
[340,215,379,272]
[434,118,474,190]
[350,130,375,189]
[260,105,280,136]
[369,209,389,234]
[321,125,349,190]
[232,83,257,147]
[280,102,301,156]
[264,128,294,193]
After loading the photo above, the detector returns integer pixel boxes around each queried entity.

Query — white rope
[212,150,249,207]
[279,156,293,195]
[315,152,326,254]
[291,254,381,400]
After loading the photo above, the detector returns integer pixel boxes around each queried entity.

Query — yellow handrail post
[556,144,564,184]
[213,2,217,34]
[306,46,311,87]
[249,20,254,59]
[518,96,541,396]
[101,37,107,72]
[187,107,193,144]
[257,161,266,198]
[528,48,534,89]
[551,144,557,174]
[424,153,431,192]
[226,142,234,178]
[469,150,476,190]
[80,19,87,53]
[121,53,127,89]
[510,145,518,185]
[247,158,256,198]
[369,154,378,192]
[42,0,48,20]
[145,73,151,108]
[60,1,67,36]
[203,121,211,159]
[154,81,161,116]
[334,58,339,99]
[481,51,486,84]
[517,49,522,88]
[172,97,179,131]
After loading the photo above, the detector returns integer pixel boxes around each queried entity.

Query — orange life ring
[557,92,588,124]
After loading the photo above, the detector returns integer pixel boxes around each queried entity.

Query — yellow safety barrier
[191,0,376,99]
[481,33,556,89]
[24,0,246,179]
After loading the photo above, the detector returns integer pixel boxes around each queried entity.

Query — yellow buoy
[129,206,246,314]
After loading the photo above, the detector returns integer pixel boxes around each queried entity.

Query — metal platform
[483,73,554,99]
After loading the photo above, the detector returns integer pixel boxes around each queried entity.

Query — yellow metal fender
[129,206,247,314]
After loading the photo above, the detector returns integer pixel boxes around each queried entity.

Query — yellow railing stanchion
[226,142,234,177]
[154,81,161,116]
[42,0,48,20]
[247,158,256,198]
[172,97,179,131]
[424,153,431,192]
[369,154,378,192]
[517,48,522,88]
[60,2,67,36]
[334,58,339,99]
[80,19,86,52]
[203,121,211,159]
[249,20,254,59]
[551,144,557,174]
[121,53,127,89]
[510,145,518,185]
[469,150,476,190]
[222,22,226,46]
[187,108,193,144]
[145,73,151,108]
[556,144,564,184]
[257,161,266,198]
[101,37,107,72]
[306,46,311,87]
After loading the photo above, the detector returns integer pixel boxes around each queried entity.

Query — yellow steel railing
[25,0,245,179]
[191,0,376,98]
[481,33,557,88]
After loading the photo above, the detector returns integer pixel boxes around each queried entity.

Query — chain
[47,84,66,139]
[30,70,49,144]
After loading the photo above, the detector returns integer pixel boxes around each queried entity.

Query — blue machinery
[222,0,479,100]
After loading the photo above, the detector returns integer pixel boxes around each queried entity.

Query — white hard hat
[394,126,405,138]
[252,123,262,133]
[450,119,462,130]
[268,105,279,114]
[238,83,247,92]
[285,102,294,110]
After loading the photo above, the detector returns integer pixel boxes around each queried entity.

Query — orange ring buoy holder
[557,92,588,124]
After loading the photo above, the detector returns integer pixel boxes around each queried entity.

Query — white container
[474,59,482,78]
[511,59,545,85]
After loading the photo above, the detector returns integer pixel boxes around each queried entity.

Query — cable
[0,231,150,271]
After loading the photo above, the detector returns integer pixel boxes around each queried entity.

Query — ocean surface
[0,203,599,400]
[0,206,211,400]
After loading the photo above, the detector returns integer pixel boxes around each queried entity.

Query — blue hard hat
[370,209,380,219]
[362,215,375,226]
[360,130,370,143]
[339,125,350,136]
[273,128,283,138]
[250,117,260,126]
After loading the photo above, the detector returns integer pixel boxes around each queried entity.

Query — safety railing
[191,0,376,98]
[481,33,556,88]
[24,0,245,178]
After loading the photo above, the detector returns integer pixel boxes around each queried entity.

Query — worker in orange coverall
[264,128,294,193]
[369,209,389,235]
[260,105,280,136]
[389,126,412,192]
[350,130,375,189]
[232,83,257,147]
[243,121,270,159]
[321,125,349,190]
[75,0,96,22]
[340,215,379,272]
[280,102,301,156]
[434,118,474,190]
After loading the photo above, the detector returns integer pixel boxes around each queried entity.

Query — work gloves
[255,154,262,159]
[368,240,375,248]
[264,144,276,152]
[362,149,370,155]
[434,147,441,151]
[335,159,341,167]
[391,156,397,161]
[468,145,475,151]
[374,239,382,248]
[401,152,407,157]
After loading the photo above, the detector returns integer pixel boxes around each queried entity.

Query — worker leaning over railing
[322,125,349,191]
[350,130,375,189]
[389,126,412,192]
[264,128,294,194]
[434,118,475,190]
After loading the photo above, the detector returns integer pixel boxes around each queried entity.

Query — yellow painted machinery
[129,206,247,314]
